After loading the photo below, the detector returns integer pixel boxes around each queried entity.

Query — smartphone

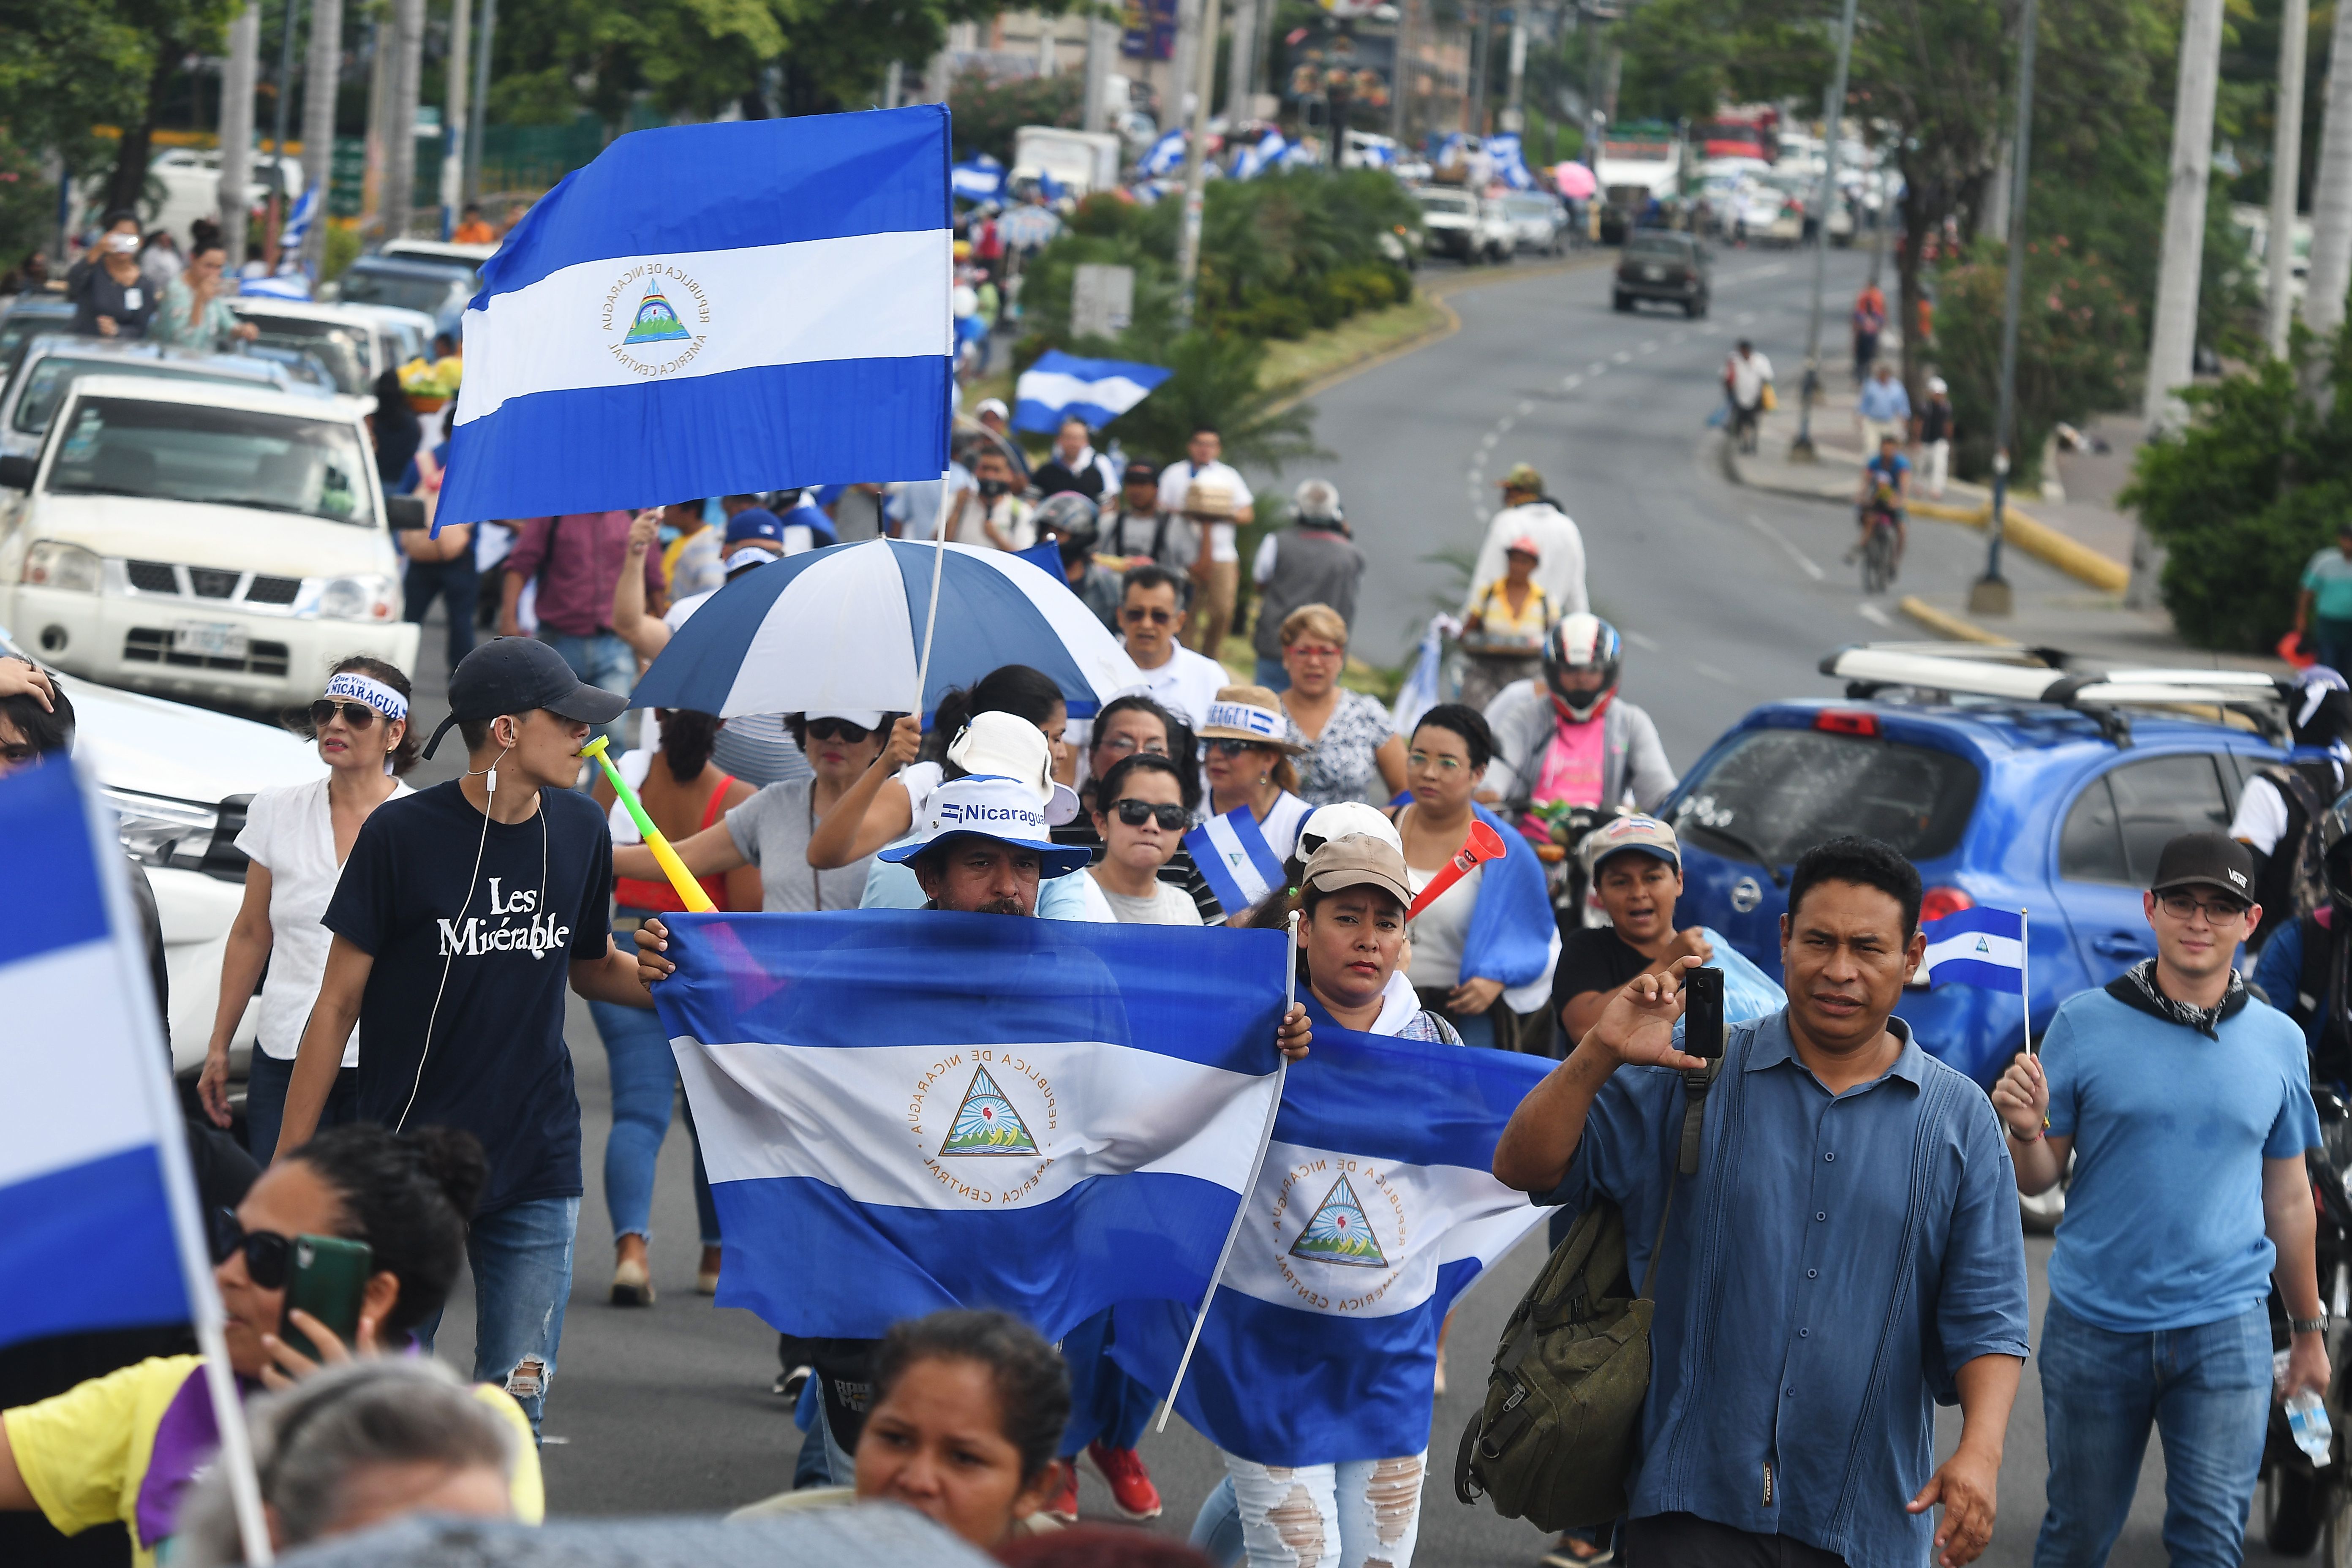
[1682,966,1726,1060]
[280,1235,373,1361]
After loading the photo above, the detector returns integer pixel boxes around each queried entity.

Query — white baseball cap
[1298,800,1402,859]
[947,709,1080,825]
[877,774,1092,877]
[805,708,887,730]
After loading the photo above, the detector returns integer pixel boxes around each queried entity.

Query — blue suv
[1660,659,2287,1089]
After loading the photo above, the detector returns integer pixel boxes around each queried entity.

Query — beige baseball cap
[1579,814,1681,877]
[1300,836,1414,907]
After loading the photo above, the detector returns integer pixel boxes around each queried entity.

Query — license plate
[1643,265,1665,280]
[172,621,248,660]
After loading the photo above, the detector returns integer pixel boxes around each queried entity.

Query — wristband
[2293,1315,2329,1336]
[2006,1120,2045,1144]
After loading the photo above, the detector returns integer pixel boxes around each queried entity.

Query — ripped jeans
[414,1195,578,1438]
[1191,1451,1428,1568]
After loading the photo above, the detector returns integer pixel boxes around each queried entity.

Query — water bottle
[2288,1390,2335,1468]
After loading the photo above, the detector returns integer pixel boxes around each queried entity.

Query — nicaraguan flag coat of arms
[651,911,1291,1339]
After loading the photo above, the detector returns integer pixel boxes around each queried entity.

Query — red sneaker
[1044,1465,1081,1523]
[1087,1442,1164,1521]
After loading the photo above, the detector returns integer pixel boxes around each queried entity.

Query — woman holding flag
[1391,705,1557,1051]
[1200,686,1315,920]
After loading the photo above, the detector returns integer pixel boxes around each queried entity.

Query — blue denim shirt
[1538,1010,2030,1568]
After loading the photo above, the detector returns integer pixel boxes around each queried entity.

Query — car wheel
[1613,292,1632,312]
[1683,298,1700,318]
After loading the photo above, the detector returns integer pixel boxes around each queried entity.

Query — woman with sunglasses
[1199,687,1315,914]
[0,1124,543,1566]
[198,658,418,1160]
[1088,753,1203,925]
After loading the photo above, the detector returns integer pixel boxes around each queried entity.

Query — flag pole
[1156,911,1300,1434]
[80,765,274,1563]
[2020,906,2034,1057]
[912,470,950,719]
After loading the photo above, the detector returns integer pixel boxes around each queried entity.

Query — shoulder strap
[1638,1058,1723,1300]
[701,774,736,830]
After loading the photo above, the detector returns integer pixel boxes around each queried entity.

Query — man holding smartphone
[1495,837,2029,1568]
[275,639,662,1436]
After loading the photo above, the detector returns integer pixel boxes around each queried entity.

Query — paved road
[408,250,2292,1568]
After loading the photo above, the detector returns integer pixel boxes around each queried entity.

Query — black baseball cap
[2149,830,2256,901]
[1122,459,1159,484]
[420,637,631,759]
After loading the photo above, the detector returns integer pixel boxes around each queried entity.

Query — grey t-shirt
[1092,876,1205,926]
[726,779,874,912]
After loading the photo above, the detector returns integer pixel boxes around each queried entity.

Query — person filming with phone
[1493,837,2029,1568]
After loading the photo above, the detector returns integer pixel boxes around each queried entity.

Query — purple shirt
[504,512,663,637]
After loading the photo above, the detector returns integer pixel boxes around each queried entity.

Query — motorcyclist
[1850,432,1910,575]
[2252,789,2352,1082]
[2234,667,2352,950]
[1477,612,1677,833]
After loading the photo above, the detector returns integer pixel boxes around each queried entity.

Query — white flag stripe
[1015,369,1160,417]
[1216,1138,1545,1320]
[1200,815,1274,905]
[679,1037,1277,1211]
[1921,930,2024,972]
[719,543,918,717]
[0,940,159,1187]
[457,229,953,425]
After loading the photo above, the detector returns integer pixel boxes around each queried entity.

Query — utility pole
[1175,0,1223,330]
[1224,0,1257,120]
[1969,0,2039,616]
[1787,0,1858,461]
[2128,0,2226,606]
[1464,2,1487,134]
[2303,0,2352,342]
[465,0,497,202]
[1171,0,1200,142]
[382,0,424,243]
[219,1,259,272]
[2268,0,2309,355]
[441,0,472,239]
[297,0,342,276]
[1081,13,1113,131]
[1502,10,1527,132]
[1390,0,1414,143]
[265,0,300,270]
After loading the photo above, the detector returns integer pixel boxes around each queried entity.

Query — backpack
[1453,1060,1720,1530]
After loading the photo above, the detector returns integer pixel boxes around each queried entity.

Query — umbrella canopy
[1553,161,1597,199]
[630,538,1145,721]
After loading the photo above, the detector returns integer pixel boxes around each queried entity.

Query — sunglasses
[309,699,383,731]
[806,717,873,743]
[2155,890,2251,923]
[211,1212,295,1289]
[1113,799,1188,831]
[1122,606,1177,626]
[1205,738,1266,758]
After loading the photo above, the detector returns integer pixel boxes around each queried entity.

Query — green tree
[0,0,234,203]
[947,69,1084,164]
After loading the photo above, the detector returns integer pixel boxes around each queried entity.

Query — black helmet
[1033,492,1100,565]
[1541,613,1623,722]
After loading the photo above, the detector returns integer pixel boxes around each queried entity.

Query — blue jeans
[415,1194,580,1436]
[1253,656,1290,692]
[2034,1297,2272,1568]
[403,557,479,669]
[538,629,636,761]
[242,1049,359,1162]
[587,996,719,1247]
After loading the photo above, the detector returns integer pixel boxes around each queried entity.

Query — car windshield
[238,317,372,394]
[15,359,268,435]
[1625,236,1689,259]
[1416,192,1474,215]
[0,309,74,381]
[1670,727,1982,865]
[337,266,466,315]
[46,395,376,527]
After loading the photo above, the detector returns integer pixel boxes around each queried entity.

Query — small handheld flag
[1186,805,1289,915]
[580,735,714,912]
[1919,905,2024,989]
[1013,351,1174,433]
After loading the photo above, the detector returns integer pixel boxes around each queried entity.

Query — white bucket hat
[877,774,1092,878]
[947,709,1079,825]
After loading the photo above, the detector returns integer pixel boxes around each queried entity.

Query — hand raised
[1586,956,1710,1072]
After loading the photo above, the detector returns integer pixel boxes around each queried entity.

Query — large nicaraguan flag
[653,910,1291,1339]
[437,105,952,528]
[0,762,200,1348]
[1113,1016,1552,1466]
[1013,351,1174,434]
[1919,906,2025,989]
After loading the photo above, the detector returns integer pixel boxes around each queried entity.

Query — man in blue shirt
[1995,831,2328,1568]
[1496,837,2030,1568]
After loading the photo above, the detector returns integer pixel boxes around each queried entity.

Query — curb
[1897,595,2008,645]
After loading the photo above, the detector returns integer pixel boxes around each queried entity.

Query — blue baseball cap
[877,774,1091,879]
[724,508,784,547]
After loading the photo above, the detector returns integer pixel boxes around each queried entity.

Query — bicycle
[1859,502,1899,595]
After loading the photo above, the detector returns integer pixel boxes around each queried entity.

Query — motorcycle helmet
[1032,492,1101,566]
[1542,613,1623,723]
[2292,667,2352,758]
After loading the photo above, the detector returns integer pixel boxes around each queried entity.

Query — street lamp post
[1788,0,1859,462]
[1174,0,1224,331]
[1969,0,2039,616]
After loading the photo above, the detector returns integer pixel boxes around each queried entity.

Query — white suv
[0,376,421,712]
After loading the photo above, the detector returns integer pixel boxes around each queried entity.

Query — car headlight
[312,573,400,621]
[23,541,101,594]
[103,787,221,870]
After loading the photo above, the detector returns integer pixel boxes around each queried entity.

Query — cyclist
[1477,612,1676,834]
[1851,431,1911,578]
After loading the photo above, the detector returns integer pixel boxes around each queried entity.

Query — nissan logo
[1731,877,1763,914]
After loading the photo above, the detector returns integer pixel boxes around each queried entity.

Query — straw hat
[1198,686,1307,754]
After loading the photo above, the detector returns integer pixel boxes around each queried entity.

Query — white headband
[323,670,408,723]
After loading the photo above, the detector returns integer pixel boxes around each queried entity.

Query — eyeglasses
[1122,606,1177,626]
[2155,890,2251,923]
[1204,738,1267,758]
[1408,750,1467,772]
[1113,799,1189,831]
[1287,644,1344,662]
[806,717,873,743]
[309,700,382,731]
[1096,734,1169,759]
[210,1212,294,1288]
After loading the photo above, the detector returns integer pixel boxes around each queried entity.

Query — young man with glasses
[1118,564,1227,733]
[1995,830,2328,1568]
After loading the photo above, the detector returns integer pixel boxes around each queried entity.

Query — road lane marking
[1588,360,1608,373]
[1481,432,1499,449]
[1859,603,1893,627]
[1743,512,1826,581]
[1691,661,1736,684]
[1622,629,1661,651]
[1517,399,1535,415]
[1737,312,1756,325]
[1612,350,1633,363]
[1640,340,1658,353]
[1562,374,1584,389]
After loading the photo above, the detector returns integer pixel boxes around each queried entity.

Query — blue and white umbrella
[630,539,1146,720]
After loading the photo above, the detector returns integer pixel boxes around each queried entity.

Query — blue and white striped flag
[1920,906,2025,990]
[654,912,1290,1339]
[1142,128,1189,177]
[1185,805,1288,915]
[1014,350,1173,432]
[1113,1017,1551,1466]
[952,152,1006,202]
[437,106,951,529]
[1233,129,1288,180]
[0,763,198,1348]
[1486,132,1534,191]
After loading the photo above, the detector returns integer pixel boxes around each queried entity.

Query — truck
[1595,122,1681,203]
[1010,127,1125,199]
